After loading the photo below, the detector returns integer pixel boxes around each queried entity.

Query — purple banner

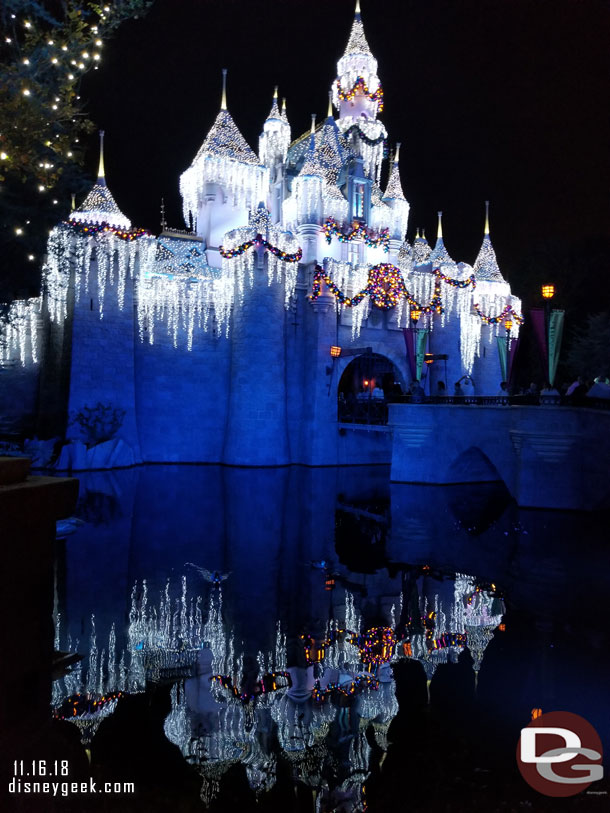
[403,328,416,379]
[530,308,547,366]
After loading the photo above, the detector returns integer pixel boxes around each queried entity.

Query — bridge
[387,400,610,510]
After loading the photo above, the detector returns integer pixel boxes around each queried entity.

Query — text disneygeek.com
[9,778,135,798]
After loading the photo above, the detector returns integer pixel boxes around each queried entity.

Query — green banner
[415,329,429,381]
[496,336,508,381]
[548,309,564,387]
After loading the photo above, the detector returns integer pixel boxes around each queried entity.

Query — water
[50,465,609,811]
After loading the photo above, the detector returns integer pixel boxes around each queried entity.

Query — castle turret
[180,70,267,250]
[382,143,410,243]
[288,116,324,233]
[412,229,431,265]
[69,131,131,230]
[473,201,505,283]
[333,1,387,183]
[429,212,456,273]
[259,87,291,183]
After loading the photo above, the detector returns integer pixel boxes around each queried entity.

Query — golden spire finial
[310,114,316,135]
[328,92,333,118]
[221,68,227,111]
[394,142,401,163]
[97,130,105,181]
[437,211,443,240]
[71,193,76,212]
[416,227,420,239]
[355,0,361,15]
[484,200,490,236]
[273,85,278,100]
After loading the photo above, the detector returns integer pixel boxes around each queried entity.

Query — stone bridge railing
[387,402,610,510]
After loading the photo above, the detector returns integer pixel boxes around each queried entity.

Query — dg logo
[517,711,604,797]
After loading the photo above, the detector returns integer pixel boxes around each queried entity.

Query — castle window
[353,181,365,220]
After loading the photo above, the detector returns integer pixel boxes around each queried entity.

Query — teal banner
[415,329,429,380]
[496,336,508,381]
[548,309,565,387]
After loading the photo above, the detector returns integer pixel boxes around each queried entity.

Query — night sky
[80,0,610,310]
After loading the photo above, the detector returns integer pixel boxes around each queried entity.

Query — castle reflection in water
[51,465,609,809]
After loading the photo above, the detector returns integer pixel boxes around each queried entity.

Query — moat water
[49,465,609,812]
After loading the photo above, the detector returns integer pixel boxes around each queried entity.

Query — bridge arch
[445,446,505,484]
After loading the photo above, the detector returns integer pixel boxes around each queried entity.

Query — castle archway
[337,352,404,424]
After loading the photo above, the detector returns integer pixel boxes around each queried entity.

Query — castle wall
[55,243,509,469]
[223,247,290,465]
[67,258,141,459]
[134,320,231,463]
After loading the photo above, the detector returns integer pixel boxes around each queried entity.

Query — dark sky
[81,0,609,296]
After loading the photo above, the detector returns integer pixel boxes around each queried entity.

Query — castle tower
[70,131,131,230]
[382,143,410,248]
[180,71,267,257]
[259,88,291,181]
[333,1,387,183]
[58,132,143,465]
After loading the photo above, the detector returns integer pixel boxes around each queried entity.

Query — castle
[1,2,522,469]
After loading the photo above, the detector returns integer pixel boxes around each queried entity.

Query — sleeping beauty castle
[1,2,523,469]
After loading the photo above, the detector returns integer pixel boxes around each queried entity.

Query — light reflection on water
[52,465,610,809]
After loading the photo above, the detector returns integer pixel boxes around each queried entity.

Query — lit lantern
[541,284,555,299]
[330,345,342,358]
[410,308,422,322]
[424,353,434,365]
[531,707,543,720]
[504,318,513,333]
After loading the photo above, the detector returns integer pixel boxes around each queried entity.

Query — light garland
[336,76,384,112]
[310,264,474,314]
[473,302,524,325]
[323,217,389,251]
[218,234,302,263]
[63,219,150,241]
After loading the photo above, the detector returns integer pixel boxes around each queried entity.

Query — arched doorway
[337,353,403,424]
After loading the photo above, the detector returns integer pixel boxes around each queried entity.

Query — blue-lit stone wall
[67,258,141,460]
[58,254,507,468]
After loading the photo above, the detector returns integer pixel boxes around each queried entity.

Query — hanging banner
[530,308,547,366]
[497,335,520,384]
[548,309,565,387]
[508,336,520,383]
[496,336,508,381]
[402,328,416,379]
[415,329,430,381]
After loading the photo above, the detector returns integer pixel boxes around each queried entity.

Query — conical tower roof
[429,212,456,269]
[383,144,406,201]
[69,131,131,230]
[412,230,431,264]
[192,69,258,166]
[299,116,324,178]
[265,87,282,123]
[336,1,379,88]
[343,1,374,58]
[473,202,505,282]
[194,109,259,166]
[311,112,346,185]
